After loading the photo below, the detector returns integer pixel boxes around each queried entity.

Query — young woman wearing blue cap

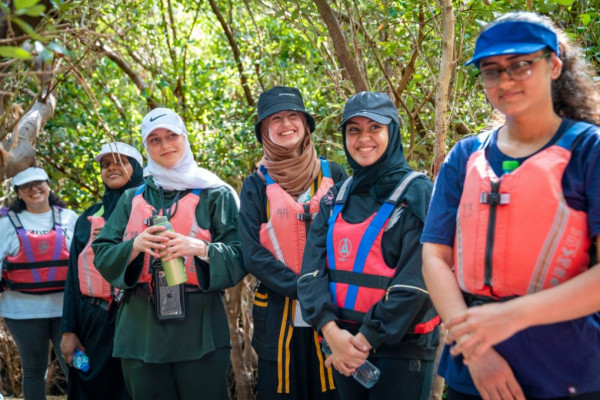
[0,166,77,400]
[92,109,246,400]
[297,91,439,400]
[60,142,144,400]
[239,86,346,400]
[422,11,600,400]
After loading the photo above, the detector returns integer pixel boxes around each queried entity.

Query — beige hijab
[256,117,321,199]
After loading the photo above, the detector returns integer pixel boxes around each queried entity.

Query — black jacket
[239,161,347,361]
[297,174,439,360]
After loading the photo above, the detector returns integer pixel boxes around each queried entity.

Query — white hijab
[142,111,239,207]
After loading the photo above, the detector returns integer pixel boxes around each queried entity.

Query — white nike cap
[141,108,187,142]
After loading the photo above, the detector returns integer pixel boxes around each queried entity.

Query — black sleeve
[61,205,100,334]
[239,173,300,298]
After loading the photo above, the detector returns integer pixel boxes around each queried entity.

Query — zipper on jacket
[484,180,501,288]
[385,284,430,301]
[297,269,319,283]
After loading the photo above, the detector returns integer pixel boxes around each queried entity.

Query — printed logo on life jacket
[338,238,352,262]
[37,240,50,254]
[277,208,289,218]
[549,226,584,286]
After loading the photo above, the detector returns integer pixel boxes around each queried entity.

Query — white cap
[12,167,49,187]
[141,108,187,142]
[94,142,144,167]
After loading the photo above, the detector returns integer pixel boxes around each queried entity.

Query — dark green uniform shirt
[92,177,246,363]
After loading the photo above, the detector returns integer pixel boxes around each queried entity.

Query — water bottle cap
[152,216,169,225]
[502,160,519,172]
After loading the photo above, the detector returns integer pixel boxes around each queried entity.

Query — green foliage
[1,0,598,213]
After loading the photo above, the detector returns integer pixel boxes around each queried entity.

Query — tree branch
[208,0,255,107]
[313,0,368,92]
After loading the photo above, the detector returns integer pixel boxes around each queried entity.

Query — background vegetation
[0,0,598,398]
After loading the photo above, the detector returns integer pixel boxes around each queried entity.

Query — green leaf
[10,17,44,41]
[46,41,70,56]
[22,4,46,16]
[555,0,575,5]
[14,0,40,11]
[0,46,32,60]
[580,14,591,27]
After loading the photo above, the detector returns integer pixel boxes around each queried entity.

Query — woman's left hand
[446,301,522,363]
[159,231,208,261]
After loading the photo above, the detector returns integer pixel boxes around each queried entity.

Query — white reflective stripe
[335,178,353,204]
[81,244,94,297]
[385,284,429,300]
[455,212,467,292]
[388,172,425,203]
[528,200,570,293]
[267,219,286,264]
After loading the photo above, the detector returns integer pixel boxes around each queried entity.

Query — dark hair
[485,12,600,125]
[7,191,66,213]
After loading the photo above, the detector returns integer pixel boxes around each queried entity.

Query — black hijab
[341,95,430,223]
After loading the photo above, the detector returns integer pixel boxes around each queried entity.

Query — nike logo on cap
[149,114,167,122]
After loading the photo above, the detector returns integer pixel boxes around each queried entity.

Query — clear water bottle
[73,348,90,373]
[321,340,381,388]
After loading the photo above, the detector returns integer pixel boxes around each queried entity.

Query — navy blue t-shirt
[422,118,600,245]
[421,119,600,398]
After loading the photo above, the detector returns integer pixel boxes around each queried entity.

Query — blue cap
[466,21,559,68]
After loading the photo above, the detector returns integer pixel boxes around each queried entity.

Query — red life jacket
[455,122,593,299]
[78,207,119,304]
[2,206,69,294]
[122,185,212,288]
[259,158,334,275]
[327,172,439,333]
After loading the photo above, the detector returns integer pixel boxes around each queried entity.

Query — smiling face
[266,110,307,148]
[145,128,185,169]
[479,50,561,119]
[100,154,134,189]
[344,116,389,167]
[17,180,51,212]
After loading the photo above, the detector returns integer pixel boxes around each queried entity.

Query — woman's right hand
[131,225,168,258]
[322,322,369,376]
[60,332,84,367]
[467,348,525,400]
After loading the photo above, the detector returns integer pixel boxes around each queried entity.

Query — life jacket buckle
[296,213,312,221]
[480,192,510,205]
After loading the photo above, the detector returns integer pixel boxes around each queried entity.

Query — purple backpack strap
[7,211,36,263]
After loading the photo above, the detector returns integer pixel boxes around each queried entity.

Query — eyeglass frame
[476,51,552,88]
[17,180,48,192]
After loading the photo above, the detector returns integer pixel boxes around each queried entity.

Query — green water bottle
[152,216,188,286]
[502,160,519,175]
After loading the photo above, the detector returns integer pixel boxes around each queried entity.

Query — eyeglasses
[477,52,551,88]
[17,180,46,192]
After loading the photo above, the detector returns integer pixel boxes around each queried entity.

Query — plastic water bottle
[321,340,381,388]
[151,216,187,286]
[73,349,90,373]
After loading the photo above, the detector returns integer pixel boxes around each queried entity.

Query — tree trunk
[0,88,57,180]
[313,0,369,93]
[432,0,455,179]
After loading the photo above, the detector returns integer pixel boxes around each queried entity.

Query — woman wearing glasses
[0,167,78,400]
[422,11,600,400]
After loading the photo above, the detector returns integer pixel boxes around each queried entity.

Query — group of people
[0,10,599,400]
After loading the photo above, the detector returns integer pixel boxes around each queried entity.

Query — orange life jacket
[327,172,439,333]
[455,122,593,298]
[259,158,334,275]
[122,185,212,287]
[2,206,69,294]
[78,207,119,303]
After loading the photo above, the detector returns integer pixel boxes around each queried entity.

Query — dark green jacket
[92,177,246,363]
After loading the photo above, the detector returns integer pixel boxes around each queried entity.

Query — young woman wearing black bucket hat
[239,86,346,400]
[297,91,439,400]
[422,11,600,400]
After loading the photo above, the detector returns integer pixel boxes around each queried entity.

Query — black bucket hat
[254,86,316,143]
[339,91,399,130]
